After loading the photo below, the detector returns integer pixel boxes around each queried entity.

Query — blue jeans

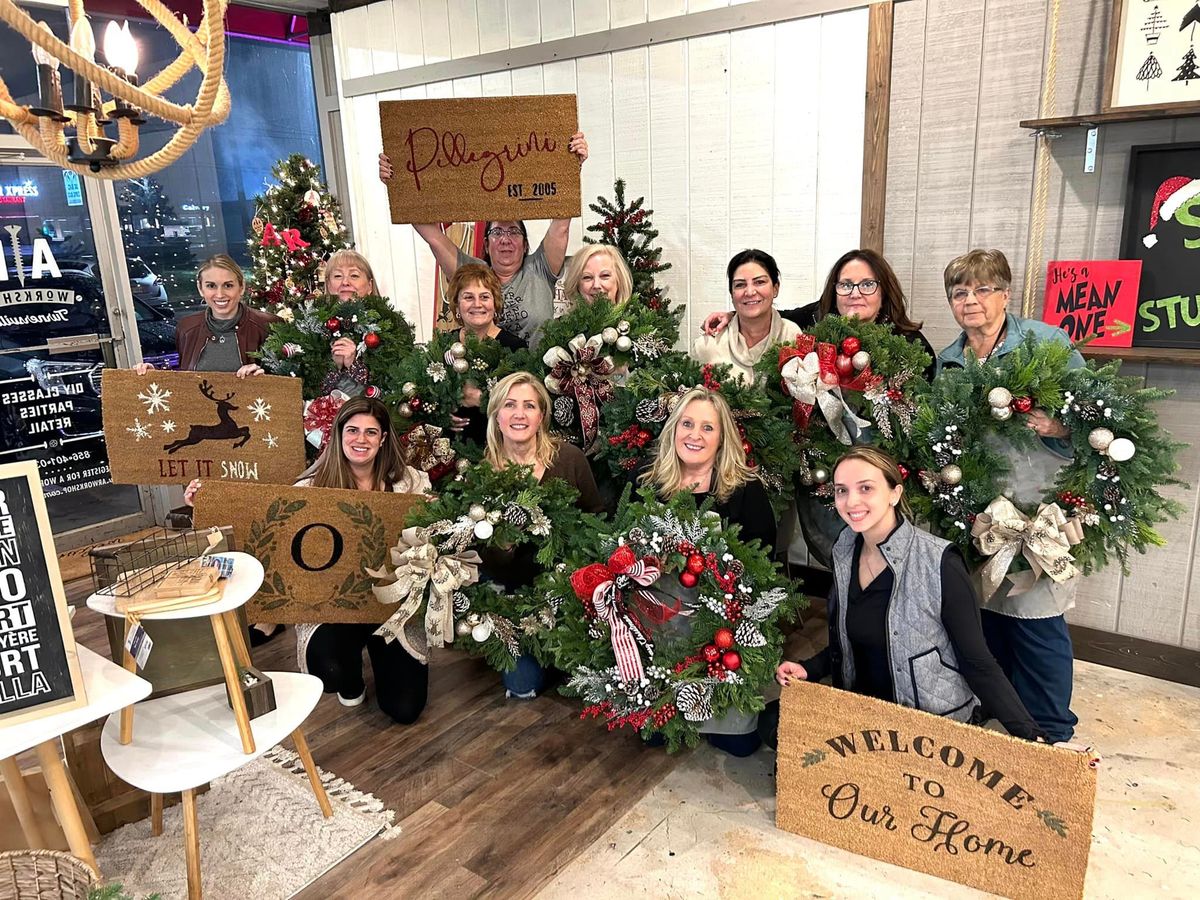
[502,653,545,699]
[981,610,1078,742]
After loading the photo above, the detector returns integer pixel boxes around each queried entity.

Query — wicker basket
[0,850,98,900]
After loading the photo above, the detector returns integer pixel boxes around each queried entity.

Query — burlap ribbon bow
[366,526,481,664]
[570,545,661,684]
[970,497,1085,601]
[403,423,455,473]
[778,336,871,445]
[543,333,616,446]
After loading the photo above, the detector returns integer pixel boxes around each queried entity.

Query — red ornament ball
[679,570,698,588]
[702,644,721,663]
[410,398,422,410]
[364,385,382,399]
[686,554,706,575]
[741,439,752,455]
[722,651,742,671]
[714,627,735,650]
[1012,396,1034,414]
[363,332,381,349]
[325,316,342,332]
[841,337,861,356]
[835,355,855,376]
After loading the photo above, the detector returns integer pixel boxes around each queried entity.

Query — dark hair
[817,248,923,334]
[299,396,415,491]
[726,249,781,293]
[482,221,529,266]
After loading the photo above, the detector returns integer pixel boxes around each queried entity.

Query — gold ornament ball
[397,402,413,418]
[486,510,501,525]
[449,341,467,359]
[1106,437,1136,462]
[455,619,473,637]
[615,335,633,352]
[468,504,487,522]
[1088,428,1115,452]
[452,358,470,374]
[941,464,963,485]
[402,381,417,397]
[990,405,1013,422]
[987,387,1013,409]
[601,327,619,344]
[812,467,830,484]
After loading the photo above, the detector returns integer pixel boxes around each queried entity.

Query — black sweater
[802,528,1041,740]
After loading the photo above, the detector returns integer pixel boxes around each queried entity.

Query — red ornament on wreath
[686,554,706,575]
[841,337,861,356]
[1012,396,1034,414]
[722,651,742,671]
[702,644,720,663]
[835,355,855,376]
[713,627,735,650]
[679,570,698,588]
[325,316,342,333]
[363,331,381,350]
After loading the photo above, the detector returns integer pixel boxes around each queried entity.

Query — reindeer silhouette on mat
[164,379,252,453]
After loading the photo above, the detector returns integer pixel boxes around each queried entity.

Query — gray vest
[830,518,979,723]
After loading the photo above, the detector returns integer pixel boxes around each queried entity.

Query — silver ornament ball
[601,327,619,345]
[455,619,473,637]
[1088,428,1114,452]
[486,510,501,525]
[617,320,631,334]
[1106,437,1136,462]
[615,335,633,352]
[987,387,1013,409]
[990,405,1013,422]
[851,350,871,370]
[812,467,830,485]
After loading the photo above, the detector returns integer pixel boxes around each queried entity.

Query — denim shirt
[935,313,1085,619]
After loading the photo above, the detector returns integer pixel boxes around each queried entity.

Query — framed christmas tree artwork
[1105,0,1200,113]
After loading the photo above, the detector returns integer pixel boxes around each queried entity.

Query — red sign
[1042,260,1142,348]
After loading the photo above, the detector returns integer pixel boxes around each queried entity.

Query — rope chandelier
[0,0,231,178]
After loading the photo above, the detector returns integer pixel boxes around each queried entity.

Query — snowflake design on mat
[137,382,172,414]
[262,432,279,449]
[248,398,272,422]
[160,420,177,434]
[126,418,151,440]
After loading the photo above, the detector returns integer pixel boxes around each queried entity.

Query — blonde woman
[323,249,382,396]
[560,244,634,312]
[481,371,604,698]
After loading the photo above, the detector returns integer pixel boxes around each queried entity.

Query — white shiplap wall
[329,0,868,341]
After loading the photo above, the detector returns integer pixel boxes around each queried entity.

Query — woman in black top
[447,264,528,445]
[765,447,1040,744]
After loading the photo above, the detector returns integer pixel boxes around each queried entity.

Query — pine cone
[503,503,531,528]
[636,398,668,423]
[553,396,576,427]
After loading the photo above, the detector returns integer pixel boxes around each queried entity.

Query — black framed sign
[0,460,86,724]
[1119,141,1200,350]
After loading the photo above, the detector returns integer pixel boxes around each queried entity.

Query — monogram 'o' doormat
[94,746,398,899]
[776,681,1097,900]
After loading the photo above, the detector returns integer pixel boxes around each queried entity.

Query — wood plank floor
[68,576,760,899]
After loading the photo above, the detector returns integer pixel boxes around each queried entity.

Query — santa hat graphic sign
[1143,176,1200,248]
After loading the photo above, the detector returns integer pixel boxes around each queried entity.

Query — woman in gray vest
[764,447,1041,744]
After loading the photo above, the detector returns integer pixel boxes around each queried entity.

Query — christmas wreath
[375,331,515,435]
[540,489,804,751]
[367,462,600,672]
[256,294,416,399]
[905,335,1184,599]
[594,352,798,506]
[754,316,931,493]
[507,294,683,449]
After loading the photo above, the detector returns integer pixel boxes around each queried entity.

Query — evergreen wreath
[256,294,415,399]
[540,489,805,751]
[594,352,798,507]
[905,334,1185,585]
[387,462,601,673]
[754,315,931,494]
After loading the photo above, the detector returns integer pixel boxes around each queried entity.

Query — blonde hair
[562,245,634,305]
[832,446,912,520]
[943,249,1012,298]
[297,396,421,491]
[641,387,754,503]
[446,263,503,323]
[484,371,560,471]
[196,254,244,288]
[324,249,378,296]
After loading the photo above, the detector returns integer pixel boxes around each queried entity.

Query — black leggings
[305,623,428,725]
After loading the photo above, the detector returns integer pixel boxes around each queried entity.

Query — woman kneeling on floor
[760,447,1042,746]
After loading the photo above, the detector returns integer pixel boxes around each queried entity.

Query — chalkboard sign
[0,461,86,724]
[1119,142,1200,350]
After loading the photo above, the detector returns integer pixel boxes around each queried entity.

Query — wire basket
[0,849,98,900]
[89,526,233,598]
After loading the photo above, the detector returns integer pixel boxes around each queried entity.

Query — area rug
[95,745,400,899]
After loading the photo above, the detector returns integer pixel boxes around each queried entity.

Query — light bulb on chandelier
[0,0,231,178]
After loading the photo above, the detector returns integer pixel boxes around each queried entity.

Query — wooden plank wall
[329,0,869,344]
[886,0,1200,651]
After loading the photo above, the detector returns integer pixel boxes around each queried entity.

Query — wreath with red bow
[537,489,805,751]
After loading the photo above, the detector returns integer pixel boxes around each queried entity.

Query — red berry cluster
[724,599,743,622]
[1058,491,1088,508]
[651,704,677,727]
[609,425,653,449]
[606,709,653,732]
[887,388,904,402]
[581,701,614,721]
[701,365,722,391]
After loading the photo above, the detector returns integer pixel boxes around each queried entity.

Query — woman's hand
[236,363,264,378]
[378,152,393,182]
[462,383,483,409]
[568,132,588,165]
[702,311,734,337]
[331,336,358,369]
[133,362,154,376]
[449,414,470,433]
[1024,408,1070,439]
[775,661,808,687]
[183,478,202,507]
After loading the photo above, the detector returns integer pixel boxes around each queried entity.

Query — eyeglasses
[949,285,1004,303]
[486,226,523,239]
[835,279,879,296]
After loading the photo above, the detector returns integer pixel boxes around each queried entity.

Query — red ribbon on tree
[543,334,616,447]
[570,545,662,684]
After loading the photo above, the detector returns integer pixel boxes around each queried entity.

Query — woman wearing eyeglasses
[378,133,589,343]
[701,249,935,376]
[935,248,1084,746]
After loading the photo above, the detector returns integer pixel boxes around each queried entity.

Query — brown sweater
[176,305,280,371]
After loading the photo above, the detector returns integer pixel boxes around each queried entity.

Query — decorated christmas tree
[247,154,350,314]
[584,179,672,311]
[1174,46,1199,85]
